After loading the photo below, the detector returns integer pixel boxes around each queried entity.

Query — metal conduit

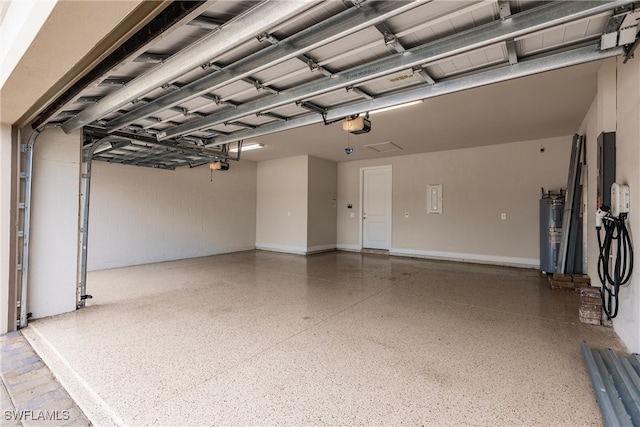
[581,341,640,427]
[19,125,59,328]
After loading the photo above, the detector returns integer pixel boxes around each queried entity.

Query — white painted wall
[337,136,572,267]
[615,56,640,353]
[256,156,309,254]
[26,127,80,319]
[307,156,337,252]
[87,159,257,270]
[0,124,12,333]
[579,57,640,352]
[256,155,338,254]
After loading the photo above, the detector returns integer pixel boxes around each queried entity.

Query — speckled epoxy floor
[22,250,625,426]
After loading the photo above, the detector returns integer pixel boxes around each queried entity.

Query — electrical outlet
[350,212,355,218]
[501,213,507,220]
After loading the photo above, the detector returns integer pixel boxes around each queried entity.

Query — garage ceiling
[32,0,640,168]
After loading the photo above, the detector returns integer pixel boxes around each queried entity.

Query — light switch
[350,212,355,218]
[404,211,409,218]
[501,213,507,220]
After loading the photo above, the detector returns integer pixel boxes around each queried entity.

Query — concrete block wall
[87,159,257,270]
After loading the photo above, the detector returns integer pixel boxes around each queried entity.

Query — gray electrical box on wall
[597,131,615,209]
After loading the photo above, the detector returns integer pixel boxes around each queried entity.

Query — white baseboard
[336,244,361,252]
[255,243,307,255]
[256,243,337,255]
[306,244,337,254]
[389,247,539,269]
[88,246,256,271]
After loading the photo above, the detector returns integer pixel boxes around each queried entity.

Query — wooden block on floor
[572,274,591,285]
[552,273,573,282]
[549,279,577,290]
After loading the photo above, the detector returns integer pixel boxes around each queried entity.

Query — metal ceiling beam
[257,33,333,77]
[83,127,234,160]
[31,1,210,129]
[498,1,512,20]
[412,66,436,84]
[205,44,623,147]
[346,86,375,100]
[187,15,224,30]
[134,53,171,63]
[62,0,322,134]
[160,0,634,141]
[203,61,280,94]
[374,22,406,54]
[506,40,519,64]
[257,112,288,122]
[105,0,430,133]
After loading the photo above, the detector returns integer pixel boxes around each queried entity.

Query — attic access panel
[34,0,638,168]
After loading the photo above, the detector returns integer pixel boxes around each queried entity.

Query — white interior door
[362,167,392,249]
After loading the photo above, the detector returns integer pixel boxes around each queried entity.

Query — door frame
[359,165,392,250]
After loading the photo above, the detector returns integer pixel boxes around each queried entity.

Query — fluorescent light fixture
[368,100,423,115]
[230,142,264,153]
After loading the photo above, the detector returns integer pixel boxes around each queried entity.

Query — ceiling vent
[363,141,403,153]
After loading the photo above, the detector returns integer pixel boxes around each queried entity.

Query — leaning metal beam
[62,0,321,134]
[206,44,624,147]
[160,0,634,141]
[105,0,430,133]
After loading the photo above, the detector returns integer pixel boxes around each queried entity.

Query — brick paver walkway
[1,331,90,426]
